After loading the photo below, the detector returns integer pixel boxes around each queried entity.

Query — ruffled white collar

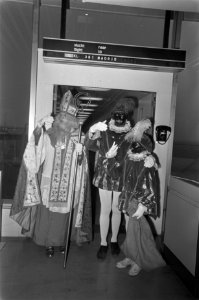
[108,119,131,133]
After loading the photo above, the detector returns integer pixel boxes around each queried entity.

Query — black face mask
[112,111,127,126]
[130,142,145,153]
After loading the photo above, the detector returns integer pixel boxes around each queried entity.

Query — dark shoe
[46,246,54,258]
[97,245,108,259]
[110,242,120,255]
[59,246,65,254]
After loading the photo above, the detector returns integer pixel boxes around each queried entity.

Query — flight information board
[43,38,186,70]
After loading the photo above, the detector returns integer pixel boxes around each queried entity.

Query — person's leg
[110,191,121,255]
[116,213,132,267]
[99,188,112,245]
[124,214,129,232]
[97,188,112,259]
[116,215,141,275]
[111,191,121,242]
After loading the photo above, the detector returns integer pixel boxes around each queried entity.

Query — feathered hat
[125,119,151,142]
[125,119,154,153]
[111,96,138,119]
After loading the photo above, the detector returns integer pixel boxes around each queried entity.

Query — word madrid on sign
[43,38,186,71]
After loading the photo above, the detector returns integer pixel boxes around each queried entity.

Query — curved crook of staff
[63,122,83,269]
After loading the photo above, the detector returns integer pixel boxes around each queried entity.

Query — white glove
[106,142,118,158]
[75,143,83,155]
[89,121,107,133]
[37,115,54,129]
[144,155,156,168]
[132,204,147,219]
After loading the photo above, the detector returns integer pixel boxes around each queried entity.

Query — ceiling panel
[82,0,199,13]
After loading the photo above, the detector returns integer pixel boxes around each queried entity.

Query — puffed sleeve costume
[85,119,132,192]
[118,120,165,271]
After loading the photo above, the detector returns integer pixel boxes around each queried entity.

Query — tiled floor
[0,235,196,300]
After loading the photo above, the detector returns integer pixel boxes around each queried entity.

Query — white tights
[98,189,121,246]
[124,214,129,231]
